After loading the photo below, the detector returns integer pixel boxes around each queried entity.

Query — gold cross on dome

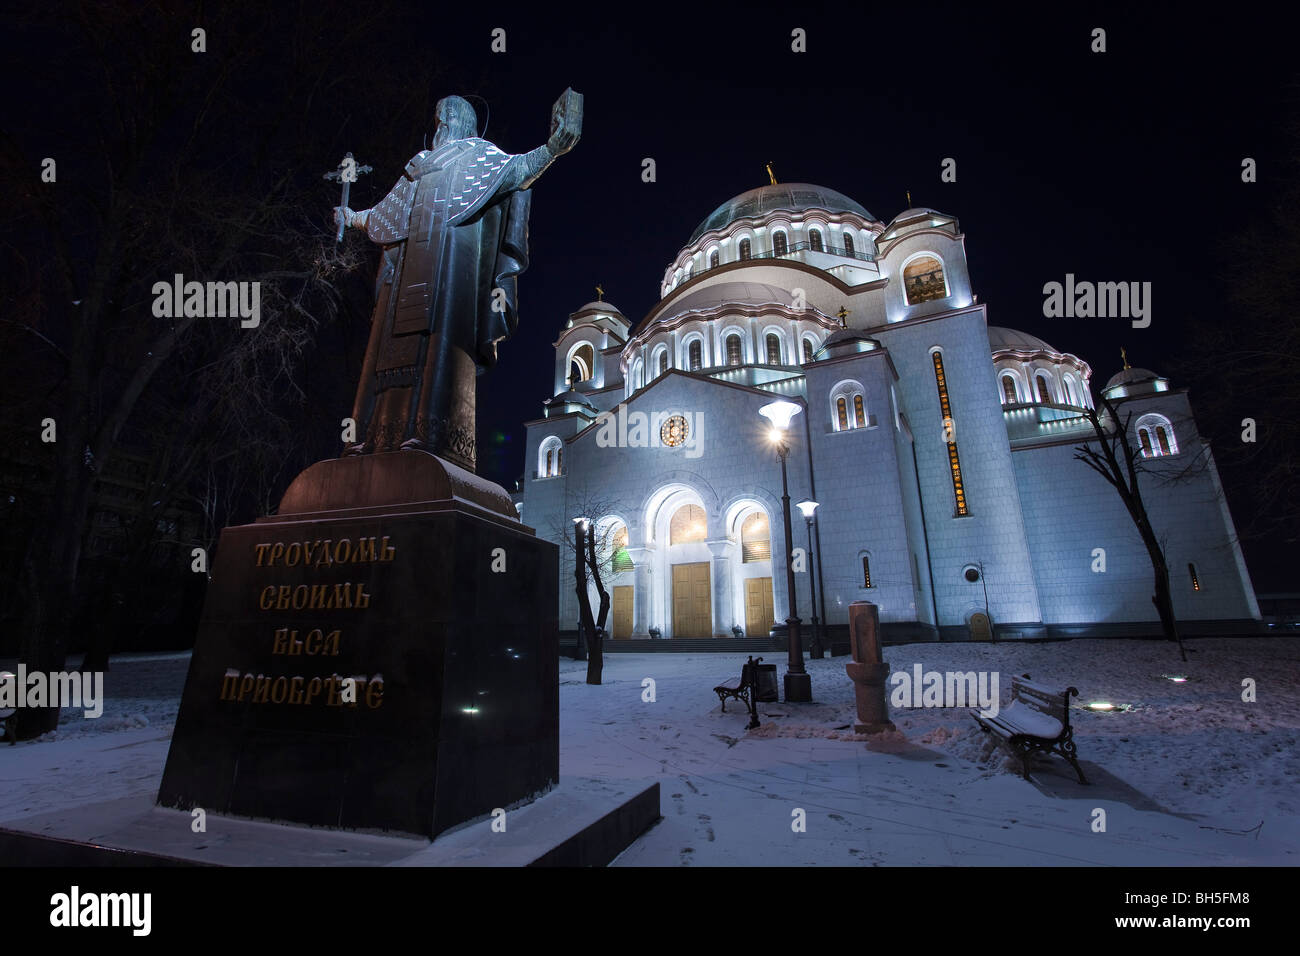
[595,284,604,301]
[766,162,778,186]
[836,306,849,328]
[1121,346,1130,370]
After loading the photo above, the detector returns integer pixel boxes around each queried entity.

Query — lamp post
[795,499,823,659]
[759,400,811,702]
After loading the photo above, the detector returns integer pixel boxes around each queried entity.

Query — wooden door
[612,586,634,639]
[744,577,774,639]
[671,562,712,638]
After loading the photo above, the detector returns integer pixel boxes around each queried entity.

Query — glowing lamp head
[759,400,802,432]
[573,515,589,528]
[795,499,819,519]
[1086,701,1117,712]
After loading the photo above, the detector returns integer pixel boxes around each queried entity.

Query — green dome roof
[689,183,874,243]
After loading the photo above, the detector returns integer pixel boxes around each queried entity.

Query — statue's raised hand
[547,88,582,156]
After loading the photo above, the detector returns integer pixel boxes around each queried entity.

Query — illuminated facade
[518,184,1260,641]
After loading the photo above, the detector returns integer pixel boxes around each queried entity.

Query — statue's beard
[432,121,474,148]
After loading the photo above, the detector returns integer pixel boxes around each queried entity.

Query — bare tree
[551,489,628,684]
[1075,397,1189,661]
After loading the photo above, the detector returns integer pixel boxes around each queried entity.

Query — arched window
[739,237,751,261]
[658,349,668,377]
[670,504,707,545]
[903,255,948,305]
[1035,373,1054,404]
[843,233,855,256]
[773,231,788,256]
[538,436,563,478]
[766,333,782,364]
[1001,375,1018,405]
[684,261,694,280]
[726,334,742,366]
[809,228,823,252]
[741,512,771,563]
[802,338,814,363]
[709,248,720,270]
[1135,413,1178,456]
[831,381,867,432]
[688,340,702,371]
[861,555,873,588]
[569,343,594,384]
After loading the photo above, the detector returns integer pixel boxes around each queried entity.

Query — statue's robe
[351,136,532,470]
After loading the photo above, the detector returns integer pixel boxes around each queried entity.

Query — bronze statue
[336,89,582,471]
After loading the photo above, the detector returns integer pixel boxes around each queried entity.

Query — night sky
[5,4,1294,589]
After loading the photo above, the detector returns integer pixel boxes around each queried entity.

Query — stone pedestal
[157,451,558,840]
[846,602,895,734]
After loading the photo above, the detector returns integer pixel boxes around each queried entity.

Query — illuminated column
[625,546,653,637]
[706,539,734,637]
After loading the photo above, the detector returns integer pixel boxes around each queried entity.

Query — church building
[516,183,1261,642]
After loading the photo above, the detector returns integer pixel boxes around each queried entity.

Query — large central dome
[689,183,874,243]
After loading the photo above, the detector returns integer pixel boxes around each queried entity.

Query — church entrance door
[612,586,633,639]
[744,577,774,639]
[968,611,992,641]
[671,562,712,638]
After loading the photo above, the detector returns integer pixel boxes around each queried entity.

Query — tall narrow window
[766,333,782,364]
[843,233,855,256]
[545,449,553,477]
[1156,426,1171,456]
[836,397,848,430]
[1138,428,1153,457]
[932,351,969,515]
[854,394,866,428]
[726,334,742,366]
[809,228,823,252]
[1188,563,1200,591]
[773,231,788,255]
[658,351,668,376]
[611,526,634,572]
[1035,373,1053,403]
[739,238,751,260]
[803,339,814,363]
[862,555,873,588]
[1002,376,1018,405]
[556,447,562,475]
[684,261,693,280]
[709,249,719,269]
[688,340,702,371]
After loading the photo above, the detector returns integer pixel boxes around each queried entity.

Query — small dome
[574,300,623,315]
[689,183,874,243]
[545,389,595,409]
[1102,367,1168,399]
[988,327,1060,354]
[816,327,879,359]
[889,207,949,223]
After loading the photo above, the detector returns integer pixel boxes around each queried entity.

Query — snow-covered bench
[970,674,1087,784]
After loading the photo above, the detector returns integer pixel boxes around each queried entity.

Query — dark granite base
[158,490,558,840]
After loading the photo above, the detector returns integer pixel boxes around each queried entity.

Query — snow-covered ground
[1,638,1296,865]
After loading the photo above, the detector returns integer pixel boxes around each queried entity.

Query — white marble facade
[516,185,1260,640]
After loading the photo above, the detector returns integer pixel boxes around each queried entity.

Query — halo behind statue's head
[435,95,479,140]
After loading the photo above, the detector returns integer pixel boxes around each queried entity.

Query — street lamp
[795,499,823,658]
[758,400,811,702]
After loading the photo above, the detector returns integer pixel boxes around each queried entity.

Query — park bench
[970,674,1087,784]
[713,656,779,729]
